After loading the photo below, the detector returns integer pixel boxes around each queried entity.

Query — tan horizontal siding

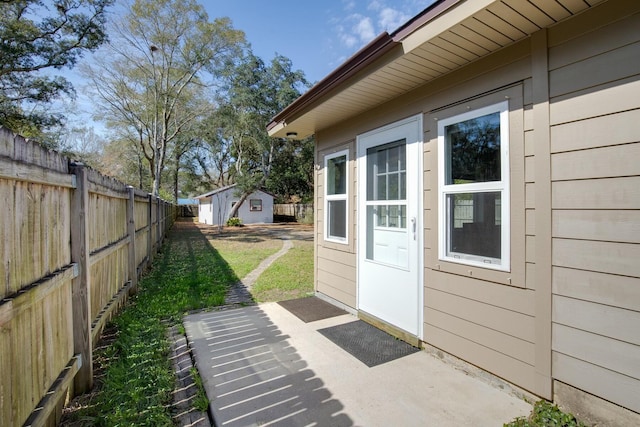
[526,236,535,264]
[549,41,640,98]
[551,143,640,181]
[549,8,640,70]
[548,0,639,49]
[552,267,640,312]
[427,308,535,365]
[316,244,357,310]
[317,257,355,281]
[425,286,535,343]
[524,156,535,183]
[524,105,533,131]
[553,352,640,414]
[524,129,534,156]
[525,209,535,236]
[553,295,640,346]
[548,4,640,415]
[426,271,535,315]
[553,238,640,278]
[317,245,356,264]
[317,275,356,308]
[552,177,640,210]
[550,76,640,125]
[525,183,535,209]
[526,262,536,291]
[552,210,640,244]
[551,108,640,153]
[425,324,536,394]
[553,323,640,380]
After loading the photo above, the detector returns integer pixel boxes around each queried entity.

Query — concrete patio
[184,302,533,426]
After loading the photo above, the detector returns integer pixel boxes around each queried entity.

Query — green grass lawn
[60,219,582,427]
[251,239,314,302]
[61,220,285,426]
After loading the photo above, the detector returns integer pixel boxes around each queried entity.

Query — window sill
[431,259,524,288]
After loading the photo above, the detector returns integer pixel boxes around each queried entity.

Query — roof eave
[266,0,458,139]
[267,32,396,136]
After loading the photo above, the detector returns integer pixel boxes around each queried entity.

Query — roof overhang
[268,0,604,139]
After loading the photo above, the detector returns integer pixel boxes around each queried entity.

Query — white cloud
[341,33,358,49]
[342,0,356,11]
[354,16,376,42]
[331,1,431,55]
[378,7,411,32]
[367,1,384,12]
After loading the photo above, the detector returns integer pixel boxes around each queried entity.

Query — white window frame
[437,101,510,271]
[249,198,262,212]
[324,149,349,244]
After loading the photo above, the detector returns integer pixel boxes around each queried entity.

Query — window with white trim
[438,101,510,271]
[249,199,262,211]
[325,149,348,243]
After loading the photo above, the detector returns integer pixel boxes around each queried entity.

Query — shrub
[226,217,243,227]
[505,400,588,427]
[298,209,314,225]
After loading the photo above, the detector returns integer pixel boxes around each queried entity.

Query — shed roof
[268,0,604,139]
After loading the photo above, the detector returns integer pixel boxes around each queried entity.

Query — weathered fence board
[273,203,313,220]
[0,128,177,426]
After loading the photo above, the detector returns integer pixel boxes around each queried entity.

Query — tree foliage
[83,0,245,196]
[0,0,113,139]
[206,52,312,215]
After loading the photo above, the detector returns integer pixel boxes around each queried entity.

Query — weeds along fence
[0,127,177,426]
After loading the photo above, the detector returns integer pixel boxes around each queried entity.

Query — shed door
[357,115,422,336]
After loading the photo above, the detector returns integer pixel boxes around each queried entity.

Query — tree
[214,53,310,217]
[83,0,245,196]
[0,0,113,140]
[266,136,315,203]
[60,125,106,170]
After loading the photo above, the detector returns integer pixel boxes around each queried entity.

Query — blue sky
[202,1,433,83]
[62,1,433,135]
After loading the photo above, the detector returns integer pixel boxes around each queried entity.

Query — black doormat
[318,320,420,367]
[277,296,348,323]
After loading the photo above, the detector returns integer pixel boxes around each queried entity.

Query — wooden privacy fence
[273,204,313,220]
[0,127,177,426]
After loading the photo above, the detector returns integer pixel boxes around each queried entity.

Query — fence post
[69,163,93,394]
[127,187,138,295]
[147,194,153,266]
[156,196,161,249]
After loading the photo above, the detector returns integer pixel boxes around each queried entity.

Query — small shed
[196,184,274,226]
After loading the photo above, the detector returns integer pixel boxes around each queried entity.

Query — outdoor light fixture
[286,132,298,138]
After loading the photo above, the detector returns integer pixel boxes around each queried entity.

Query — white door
[357,115,423,336]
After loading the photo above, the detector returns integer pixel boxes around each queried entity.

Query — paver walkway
[224,236,293,306]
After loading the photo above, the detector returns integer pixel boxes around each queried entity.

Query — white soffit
[271,0,603,139]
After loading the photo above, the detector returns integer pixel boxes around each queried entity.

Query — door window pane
[367,140,406,201]
[388,174,399,200]
[374,204,406,229]
[377,175,387,200]
[388,145,399,172]
[377,205,388,227]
